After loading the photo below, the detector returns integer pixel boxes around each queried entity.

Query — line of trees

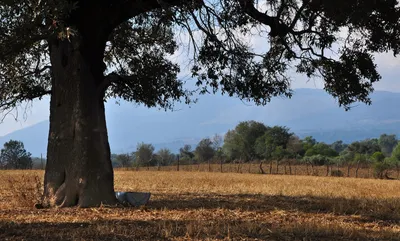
[3,120,400,179]
[112,121,400,179]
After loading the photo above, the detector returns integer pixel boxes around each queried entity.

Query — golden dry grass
[0,170,399,240]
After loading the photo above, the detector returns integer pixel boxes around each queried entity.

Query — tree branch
[108,0,203,31]
[237,0,290,37]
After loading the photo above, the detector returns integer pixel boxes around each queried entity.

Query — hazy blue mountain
[1,88,400,156]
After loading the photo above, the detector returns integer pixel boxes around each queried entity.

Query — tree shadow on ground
[0,218,398,241]
[148,193,400,223]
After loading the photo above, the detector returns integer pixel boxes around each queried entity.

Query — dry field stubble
[0,170,399,240]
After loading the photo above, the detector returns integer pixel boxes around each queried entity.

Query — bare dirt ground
[0,170,399,240]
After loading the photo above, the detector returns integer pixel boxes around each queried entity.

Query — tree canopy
[0,140,32,169]
[1,0,400,113]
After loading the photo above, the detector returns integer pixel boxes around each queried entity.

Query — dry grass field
[0,170,399,240]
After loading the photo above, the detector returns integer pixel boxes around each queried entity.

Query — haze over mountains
[1,88,400,157]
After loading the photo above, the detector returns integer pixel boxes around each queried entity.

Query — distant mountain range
[1,88,400,157]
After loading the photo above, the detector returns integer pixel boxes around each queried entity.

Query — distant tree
[287,135,305,157]
[307,155,334,176]
[371,152,385,163]
[333,156,345,172]
[212,134,225,172]
[255,126,293,174]
[346,140,381,156]
[222,130,242,161]
[330,140,348,154]
[179,144,195,162]
[344,140,379,178]
[195,138,215,171]
[256,126,293,159]
[179,144,194,170]
[157,148,174,166]
[110,154,121,168]
[305,143,338,157]
[115,153,134,168]
[302,136,317,152]
[338,149,355,177]
[373,157,393,179]
[378,134,398,156]
[31,156,46,169]
[0,140,32,169]
[353,153,370,178]
[285,135,304,174]
[390,143,400,178]
[135,143,155,167]
[223,121,269,162]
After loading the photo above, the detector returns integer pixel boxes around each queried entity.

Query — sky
[1,19,400,137]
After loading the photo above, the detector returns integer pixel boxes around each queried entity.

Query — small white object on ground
[115,192,151,206]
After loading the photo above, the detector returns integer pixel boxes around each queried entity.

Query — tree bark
[259,161,265,174]
[355,162,360,178]
[269,161,273,174]
[43,37,116,208]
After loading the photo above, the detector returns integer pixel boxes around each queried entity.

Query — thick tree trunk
[43,38,116,208]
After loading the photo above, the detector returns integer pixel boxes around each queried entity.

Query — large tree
[1,0,399,207]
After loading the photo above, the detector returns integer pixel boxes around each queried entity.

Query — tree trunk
[326,165,330,176]
[276,161,279,174]
[259,161,265,174]
[355,162,360,178]
[43,37,116,208]
[289,162,292,175]
[269,161,273,174]
[220,159,223,173]
[347,165,351,177]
